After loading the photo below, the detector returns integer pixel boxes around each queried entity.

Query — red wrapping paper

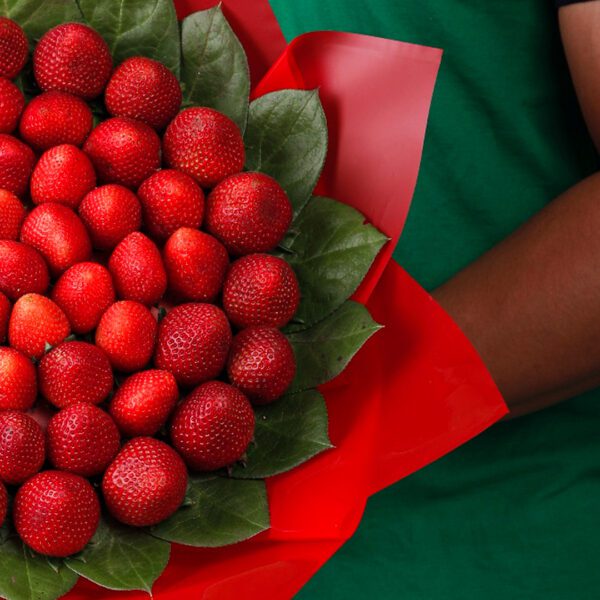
[66,2,508,598]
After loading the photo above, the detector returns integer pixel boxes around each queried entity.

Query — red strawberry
[206,173,292,255]
[47,403,120,477]
[0,291,9,342]
[33,23,112,100]
[0,347,36,410]
[138,169,204,240]
[30,144,96,208]
[102,437,187,527]
[164,228,228,302]
[14,470,100,557]
[223,254,300,329]
[0,411,45,484]
[109,232,167,305]
[110,369,178,437]
[78,184,142,250]
[0,134,35,197]
[96,300,158,372]
[0,77,24,133]
[19,90,93,151]
[0,240,49,300]
[8,293,70,359]
[39,341,113,409]
[0,18,28,79]
[52,262,115,334]
[27,403,55,432]
[163,107,245,188]
[0,481,6,527]
[83,117,161,188]
[170,381,254,471]
[155,303,232,387]
[20,203,92,275]
[228,327,296,404]
[105,56,182,130]
[0,188,25,240]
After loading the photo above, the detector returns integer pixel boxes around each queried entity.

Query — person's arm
[432,1,600,417]
[560,1,600,153]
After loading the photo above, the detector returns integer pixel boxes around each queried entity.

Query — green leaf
[231,390,332,479]
[151,475,269,547]
[181,5,250,132]
[65,517,170,593]
[245,89,328,215]
[14,62,38,101]
[287,301,382,392]
[0,528,78,600]
[0,0,83,41]
[78,0,181,76]
[280,197,388,330]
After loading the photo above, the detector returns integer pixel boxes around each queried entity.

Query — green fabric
[268,1,600,598]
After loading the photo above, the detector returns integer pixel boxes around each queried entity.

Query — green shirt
[268,1,600,598]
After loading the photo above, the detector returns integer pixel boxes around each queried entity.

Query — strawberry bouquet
[0,1,388,597]
[0,1,507,599]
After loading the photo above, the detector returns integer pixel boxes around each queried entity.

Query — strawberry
[206,172,292,255]
[78,184,142,250]
[51,262,115,334]
[20,203,92,275]
[47,403,120,477]
[95,300,158,372]
[102,437,187,527]
[138,169,204,240]
[39,341,113,409]
[83,117,161,188]
[105,56,182,130]
[170,381,254,471]
[33,23,112,100]
[0,18,28,79]
[0,347,36,410]
[0,481,6,527]
[227,327,296,404]
[0,134,35,197]
[0,240,49,300]
[0,77,24,133]
[0,188,25,240]
[19,91,93,151]
[8,293,70,360]
[155,303,232,387]
[30,144,96,209]
[164,228,229,302]
[110,369,178,437]
[0,291,9,342]
[0,411,45,485]
[27,403,55,432]
[163,107,245,188]
[14,470,100,557]
[223,254,300,329]
[109,232,167,306]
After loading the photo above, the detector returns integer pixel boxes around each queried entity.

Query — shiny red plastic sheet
[66,2,508,598]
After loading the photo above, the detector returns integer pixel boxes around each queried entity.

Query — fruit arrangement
[0,2,387,598]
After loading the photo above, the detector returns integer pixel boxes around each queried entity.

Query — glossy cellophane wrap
[68,1,507,598]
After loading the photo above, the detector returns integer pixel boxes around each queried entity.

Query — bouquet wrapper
[68,2,508,598]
